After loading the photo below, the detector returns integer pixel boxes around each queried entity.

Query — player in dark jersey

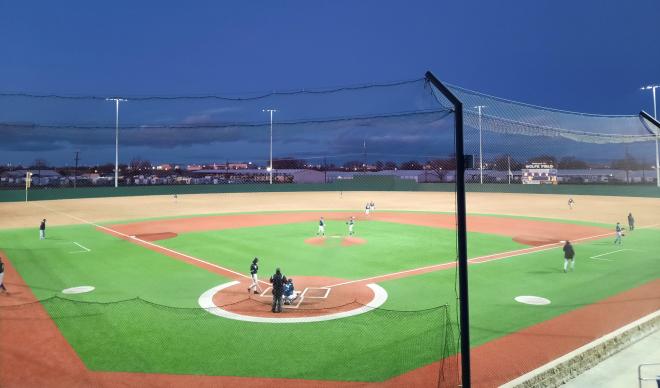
[39,219,46,240]
[562,241,575,273]
[247,257,262,294]
[270,268,286,313]
[0,256,8,293]
[628,213,635,231]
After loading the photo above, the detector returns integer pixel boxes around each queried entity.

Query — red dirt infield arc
[4,213,649,388]
[107,212,610,247]
[212,276,375,318]
[304,236,367,246]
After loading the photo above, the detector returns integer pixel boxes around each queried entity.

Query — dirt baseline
[108,212,610,247]
[211,276,376,319]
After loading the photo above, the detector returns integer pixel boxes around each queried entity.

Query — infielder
[562,240,575,273]
[365,203,370,215]
[614,222,623,245]
[247,257,262,294]
[346,216,355,236]
[568,198,575,210]
[317,217,325,236]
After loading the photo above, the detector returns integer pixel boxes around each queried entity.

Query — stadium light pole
[263,109,277,184]
[475,105,486,184]
[641,85,659,188]
[106,98,126,188]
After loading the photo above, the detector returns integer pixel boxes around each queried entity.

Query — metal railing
[638,363,660,388]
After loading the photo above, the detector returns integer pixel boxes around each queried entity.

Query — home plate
[515,295,551,305]
[62,286,95,294]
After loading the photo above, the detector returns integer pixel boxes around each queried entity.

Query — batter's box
[302,287,331,299]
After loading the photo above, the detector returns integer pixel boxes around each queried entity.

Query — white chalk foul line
[34,203,269,285]
[326,229,619,288]
[73,242,90,252]
[589,249,629,260]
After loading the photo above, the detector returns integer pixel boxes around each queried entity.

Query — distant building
[156,164,173,171]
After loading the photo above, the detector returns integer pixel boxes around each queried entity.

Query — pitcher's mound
[342,237,366,246]
[304,237,326,245]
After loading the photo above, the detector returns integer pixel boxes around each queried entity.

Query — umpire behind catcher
[270,268,287,313]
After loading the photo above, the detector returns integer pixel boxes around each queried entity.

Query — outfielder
[247,257,262,294]
[346,216,355,236]
[39,219,47,240]
[317,217,325,236]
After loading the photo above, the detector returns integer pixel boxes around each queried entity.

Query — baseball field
[0,191,659,387]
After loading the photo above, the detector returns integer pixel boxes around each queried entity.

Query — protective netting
[0,296,458,387]
[1,72,658,191]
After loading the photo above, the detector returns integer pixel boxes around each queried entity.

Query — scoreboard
[521,163,557,185]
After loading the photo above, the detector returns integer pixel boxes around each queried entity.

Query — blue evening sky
[1,0,659,165]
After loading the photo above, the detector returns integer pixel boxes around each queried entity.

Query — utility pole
[74,151,80,188]
[363,139,367,172]
[106,98,126,188]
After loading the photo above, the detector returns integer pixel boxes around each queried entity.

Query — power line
[0,78,424,101]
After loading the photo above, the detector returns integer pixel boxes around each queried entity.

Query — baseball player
[365,203,370,215]
[614,222,623,245]
[346,216,355,236]
[0,256,8,294]
[247,257,262,294]
[568,198,575,210]
[562,240,575,273]
[283,278,299,305]
[39,219,46,240]
[628,213,635,231]
[317,217,325,236]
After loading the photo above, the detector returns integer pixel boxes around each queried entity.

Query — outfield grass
[1,215,657,381]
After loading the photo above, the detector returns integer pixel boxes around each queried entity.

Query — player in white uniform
[568,198,575,209]
[365,203,370,215]
[347,216,355,236]
[317,217,325,236]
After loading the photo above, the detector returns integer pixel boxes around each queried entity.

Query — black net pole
[425,71,470,388]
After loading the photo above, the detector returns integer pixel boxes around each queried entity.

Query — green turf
[1,215,657,382]
[156,220,526,280]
